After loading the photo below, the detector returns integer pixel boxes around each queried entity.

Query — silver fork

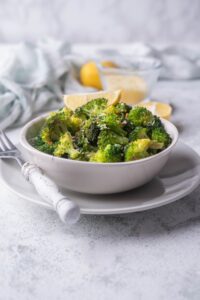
[0,130,80,225]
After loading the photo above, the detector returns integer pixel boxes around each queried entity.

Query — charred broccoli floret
[151,127,172,147]
[151,115,163,129]
[125,139,151,161]
[90,144,123,163]
[85,122,100,146]
[121,120,135,135]
[74,119,100,151]
[146,115,164,135]
[54,132,80,159]
[98,129,129,149]
[128,107,154,126]
[75,98,108,119]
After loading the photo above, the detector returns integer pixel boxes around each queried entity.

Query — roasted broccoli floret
[121,120,135,135]
[97,113,126,136]
[128,107,154,126]
[70,115,82,132]
[75,98,108,119]
[98,129,129,149]
[75,131,93,152]
[40,126,54,144]
[151,127,171,147]
[125,139,151,161]
[40,107,81,144]
[104,102,131,118]
[103,105,117,115]
[90,144,123,163]
[115,102,132,115]
[31,136,56,155]
[146,115,164,135]
[151,115,163,129]
[54,132,80,159]
[129,127,149,141]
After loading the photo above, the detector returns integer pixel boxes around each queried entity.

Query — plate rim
[0,141,200,215]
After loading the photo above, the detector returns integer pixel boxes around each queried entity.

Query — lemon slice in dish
[101,61,118,68]
[80,61,102,89]
[137,101,172,120]
[80,61,118,89]
[104,75,148,104]
[64,90,121,111]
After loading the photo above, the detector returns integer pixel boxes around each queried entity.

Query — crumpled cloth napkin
[0,39,77,129]
[0,41,200,130]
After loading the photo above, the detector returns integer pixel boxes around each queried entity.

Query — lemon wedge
[80,61,118,90]
[137,101,172,120]
[80,61,102,89]
[64,90,121,111]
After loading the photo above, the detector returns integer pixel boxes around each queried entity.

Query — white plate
[0,141,200,215]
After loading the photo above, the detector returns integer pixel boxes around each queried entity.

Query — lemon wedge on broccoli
[137,101,172,120]
[64,90,121,111]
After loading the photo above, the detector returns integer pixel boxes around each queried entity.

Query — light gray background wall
[0,0,199,43]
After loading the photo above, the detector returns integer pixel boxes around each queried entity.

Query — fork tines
[0,130,17,152]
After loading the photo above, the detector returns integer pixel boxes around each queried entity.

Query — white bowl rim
[20,113,179,166]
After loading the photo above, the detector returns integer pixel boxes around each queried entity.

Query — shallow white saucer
[0,141,200,215]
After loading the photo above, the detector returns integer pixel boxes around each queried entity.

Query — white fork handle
[21,162,80,225]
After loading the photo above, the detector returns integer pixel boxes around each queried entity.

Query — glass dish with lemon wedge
[98,56,161,105]
[79,56,160,103]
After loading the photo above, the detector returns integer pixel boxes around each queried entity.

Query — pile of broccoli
[32,98,172,163]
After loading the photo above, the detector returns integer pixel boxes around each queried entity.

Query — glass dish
[98,56,161,105]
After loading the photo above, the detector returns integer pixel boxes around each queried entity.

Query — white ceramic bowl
[19,115,178,194]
